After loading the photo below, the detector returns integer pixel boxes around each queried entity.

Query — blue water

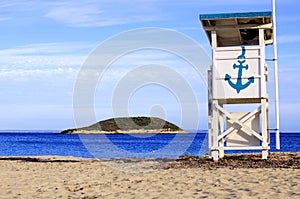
[0,131,299,158]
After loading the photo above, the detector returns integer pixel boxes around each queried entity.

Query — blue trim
[199,11,272,20]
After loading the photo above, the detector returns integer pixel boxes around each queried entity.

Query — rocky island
[60,117,187,134]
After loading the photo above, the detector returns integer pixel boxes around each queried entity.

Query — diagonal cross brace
[215,104,263,141]
[217,106,262,141]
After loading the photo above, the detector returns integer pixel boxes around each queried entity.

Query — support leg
[211,100,219,161]
[262,150,268,159]
[261,99,269,159]
[219,139,224,159]
[218,111,224,159]
[211,150,219,161]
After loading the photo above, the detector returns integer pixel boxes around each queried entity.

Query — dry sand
[0,152,299,198]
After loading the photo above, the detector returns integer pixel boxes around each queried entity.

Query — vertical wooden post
[219,105,225,158]
[211,30,219,161]
[262,99,268,159]
[259,28,269,159]
[208,69,212,155]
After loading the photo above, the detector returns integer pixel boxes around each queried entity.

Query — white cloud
[0,42,95,55]
[0,55,86,69]
[45,4,107,27]
[0,0,160,27]
[0,17,11,21]
[0,67,78,79]
[3,0,294,28]
[44,0,160,27]
[0,0,43,21]
[0,42,96,72]
[0,1,27,9]
[0,42,206,85]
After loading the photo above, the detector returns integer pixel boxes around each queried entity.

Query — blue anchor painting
[225,46,254,93]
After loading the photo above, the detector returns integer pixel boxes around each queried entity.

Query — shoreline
[0,151,299,169]
[0,152,299,198]
[61,129,188,134]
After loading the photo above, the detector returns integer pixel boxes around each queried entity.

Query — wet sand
[0,152,299,198]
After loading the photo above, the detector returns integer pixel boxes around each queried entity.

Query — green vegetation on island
[60,117,187,134]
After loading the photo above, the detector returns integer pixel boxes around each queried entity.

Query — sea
[0,131,299,158]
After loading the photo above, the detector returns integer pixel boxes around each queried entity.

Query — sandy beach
[0,152,299,198]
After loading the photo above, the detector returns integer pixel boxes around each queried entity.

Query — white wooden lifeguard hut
[200,9,280,161]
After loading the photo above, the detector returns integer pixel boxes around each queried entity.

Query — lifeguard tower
[200,9,280,161]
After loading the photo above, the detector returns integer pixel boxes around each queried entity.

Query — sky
[0,0,299,131]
